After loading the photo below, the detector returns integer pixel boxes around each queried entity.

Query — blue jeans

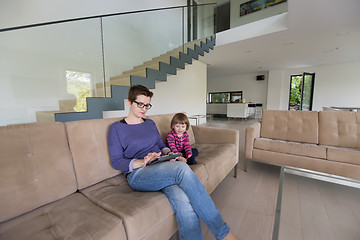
[127,161,230,240]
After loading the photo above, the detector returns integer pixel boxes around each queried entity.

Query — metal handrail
[0,3,216,33]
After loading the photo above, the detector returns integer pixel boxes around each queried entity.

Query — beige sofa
[0,113,239,240]
[245,110,360,180]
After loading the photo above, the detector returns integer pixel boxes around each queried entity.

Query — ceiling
[199,0,360,78]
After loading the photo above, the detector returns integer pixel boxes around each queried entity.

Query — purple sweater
[108,119,168,174]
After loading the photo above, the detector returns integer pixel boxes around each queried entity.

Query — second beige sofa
[245,110,360,180]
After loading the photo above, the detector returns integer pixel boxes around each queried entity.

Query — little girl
[166,113,198,165]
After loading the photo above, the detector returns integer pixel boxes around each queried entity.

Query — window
[208,91,243,103]
[288,73,315,111]
[66,70,92,112]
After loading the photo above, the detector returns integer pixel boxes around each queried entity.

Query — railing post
[100,17,107,98]
[182,6,185,53]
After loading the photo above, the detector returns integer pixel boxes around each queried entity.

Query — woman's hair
[128,85,153,103]
[170,113,190,131]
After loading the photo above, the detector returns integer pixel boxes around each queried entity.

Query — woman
[108,85,240,240]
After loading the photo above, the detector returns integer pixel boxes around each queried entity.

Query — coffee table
[272,166,360,240]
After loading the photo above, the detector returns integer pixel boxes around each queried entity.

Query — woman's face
[129,94,151,118]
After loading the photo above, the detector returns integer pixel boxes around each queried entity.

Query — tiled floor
[200,118,281,240]
[169,118,281,240]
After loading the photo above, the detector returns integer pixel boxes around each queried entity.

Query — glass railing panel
[185,4,215,44]
[0,5,216,125]
[101,7,183,96]
[0,19,104,125]
[200,4,216,40]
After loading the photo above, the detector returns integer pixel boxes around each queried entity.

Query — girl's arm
[183,132,193,158]
[166,132,179,153]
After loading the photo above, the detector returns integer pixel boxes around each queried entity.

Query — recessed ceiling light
[324,47,340,53]
[336,31,349,36]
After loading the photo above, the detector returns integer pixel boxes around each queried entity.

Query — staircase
[36,36,215,123]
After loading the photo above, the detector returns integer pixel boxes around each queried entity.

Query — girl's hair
[128,85,153,103]
[170,113,190,131]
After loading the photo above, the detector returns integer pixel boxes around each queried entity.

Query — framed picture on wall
[240,0,287,17]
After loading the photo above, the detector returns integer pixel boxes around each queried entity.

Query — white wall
[266,70,289,110]
[266,61,360,111]
[151,61,207,116]
[207,72,268,106]
[103,60,207,120]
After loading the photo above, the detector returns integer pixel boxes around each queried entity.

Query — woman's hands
[132,152,161,169]
[143,152,161,166]
[163,150,186,163]
[132,151,188,169]
[163,149,172,155]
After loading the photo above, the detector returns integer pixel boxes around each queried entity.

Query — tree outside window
[288,73,315,111]
[209,91,242,103]
[66,70,92,112]
[289,75,302,110]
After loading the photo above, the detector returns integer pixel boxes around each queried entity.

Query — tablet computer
[147,153,182,165]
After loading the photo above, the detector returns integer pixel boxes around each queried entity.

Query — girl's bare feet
[224,231,240,240]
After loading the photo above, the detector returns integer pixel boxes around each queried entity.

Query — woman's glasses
[133,100,152,110]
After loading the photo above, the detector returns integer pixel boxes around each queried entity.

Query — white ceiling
[199,0,360,78]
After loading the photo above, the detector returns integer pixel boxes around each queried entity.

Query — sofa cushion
[254,138,327,159]
[192,143,237,193]
[189,162,208,185]
[65,118,122,189]
[80,175,176,240]
[252,149,360,180]
[0,193,126,240]
[327,146,360,165]
[149,113,195,145]
[261,110,319,144]
[0,123,77,222]
[319,111,360,149]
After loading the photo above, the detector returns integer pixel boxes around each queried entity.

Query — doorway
[288,72,315,111]
[215,2,230,33]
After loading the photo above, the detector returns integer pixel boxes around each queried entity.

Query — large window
[208,91,243,103]
[288,73,315,111]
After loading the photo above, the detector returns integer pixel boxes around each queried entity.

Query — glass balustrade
[0,4,215,125]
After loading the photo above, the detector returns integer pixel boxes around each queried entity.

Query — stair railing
[0,3,215,125]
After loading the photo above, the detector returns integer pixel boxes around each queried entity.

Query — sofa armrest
[245,121,261,159]
[191,126,239,159]
[192,125,239,146]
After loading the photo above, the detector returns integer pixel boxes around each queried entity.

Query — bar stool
[248,104,256,119]
[255,103,263,119]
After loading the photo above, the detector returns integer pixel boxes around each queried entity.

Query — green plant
[74,89,91,112]
[290,76,302,105]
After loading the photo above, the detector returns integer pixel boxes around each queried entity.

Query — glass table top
[272,166,360,240]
